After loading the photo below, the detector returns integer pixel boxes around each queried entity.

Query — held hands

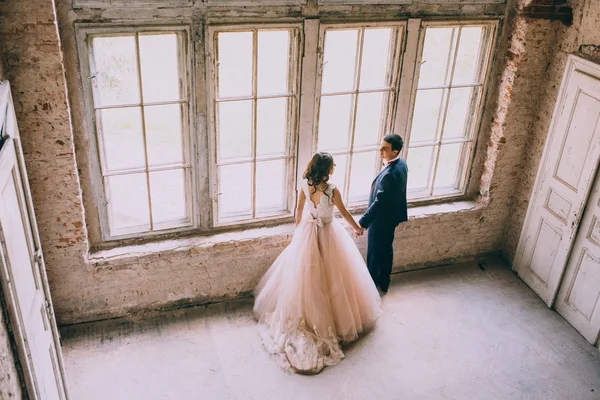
[353,226,365,237]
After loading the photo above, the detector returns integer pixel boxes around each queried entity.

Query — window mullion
[288,29,300,214]
[457,26,494,193]
[297,19,320,189]
[217,93,295,102]
[429,26,462,196]
[345,27,364,204]
[417,83,482,91]
[380,27,399,146]
[211,30,221,226]
[134,32,154,231]
[252,30,258,219]
[394,19,420,161]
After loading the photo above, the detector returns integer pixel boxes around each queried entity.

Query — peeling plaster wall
[0,57,24,400]
[0,0,91,325]
[505,0,600,259]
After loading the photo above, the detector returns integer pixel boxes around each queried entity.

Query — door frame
[0,82,70,399]
[514,54,600,307]
[554,171,600,344]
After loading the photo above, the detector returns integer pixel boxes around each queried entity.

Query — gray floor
[60,258,600,400]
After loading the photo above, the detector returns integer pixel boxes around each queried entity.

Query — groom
[359,133,408,293]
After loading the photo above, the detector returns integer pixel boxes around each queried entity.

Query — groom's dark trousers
[359,158,408,292]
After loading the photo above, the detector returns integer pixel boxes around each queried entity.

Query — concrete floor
[60,258,600,400]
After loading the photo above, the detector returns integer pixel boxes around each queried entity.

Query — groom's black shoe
[378,280,389,293]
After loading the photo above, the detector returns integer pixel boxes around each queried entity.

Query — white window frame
[76,25,197,241]
[310,21,407,206]
[75,18,499,242]
[299,19,497,211]
[400,19,498,202]
[206,23,303,227]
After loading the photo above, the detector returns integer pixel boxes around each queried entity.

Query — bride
[253,152,382,374]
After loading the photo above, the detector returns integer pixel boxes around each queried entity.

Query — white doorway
[0,82,69,398]
[515,54,600,345]
[555,164,600,344]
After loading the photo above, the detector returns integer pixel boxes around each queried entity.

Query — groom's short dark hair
[383,134,404,153]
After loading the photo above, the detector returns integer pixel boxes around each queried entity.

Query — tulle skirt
[253,217,381,374]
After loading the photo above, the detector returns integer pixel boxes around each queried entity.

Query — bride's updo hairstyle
[303,152,334,194]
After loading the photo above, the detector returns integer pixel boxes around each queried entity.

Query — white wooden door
[0,83,69,399]
[555,168,600,345]
[514,56,600,306]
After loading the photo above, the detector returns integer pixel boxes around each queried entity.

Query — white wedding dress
[253,179,381,374]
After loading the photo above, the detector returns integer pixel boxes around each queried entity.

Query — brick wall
[505,0,600,259]
[0,1,91,324]
[0,53,23,400]
[0,0,570,325]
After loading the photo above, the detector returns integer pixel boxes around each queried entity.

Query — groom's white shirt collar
[382,153,401,167]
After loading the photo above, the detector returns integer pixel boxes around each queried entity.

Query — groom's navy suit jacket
[359,158,408,229]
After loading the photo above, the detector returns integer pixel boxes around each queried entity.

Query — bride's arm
[296,189,306,226]
[332,188,363,235]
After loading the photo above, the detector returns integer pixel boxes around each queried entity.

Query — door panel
[555,175,600,345]
[0,82,68,399]
[514,59,600,306]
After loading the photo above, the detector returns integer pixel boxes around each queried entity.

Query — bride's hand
[353,226,364,237]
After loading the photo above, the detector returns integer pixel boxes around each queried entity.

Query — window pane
[91,36,140,107]
[418,27,457,88]
[329,153,348,196]
[219,163,252,219]
[322,29,358,94]
[256,159,287,214]
[360,28,392,90]
[258,30,290,96]
[139,33,181,103]
[354,92,386,148]
[150,169,187,224]
[452,27,484,86]
[145,104,184,166]
[97,107,145,172]
[218,100,252,161]
[410,89,445,143]
[317,95,352,152]
[218,32,253,98]
[443,88,475,141]
[434,143,463,191]
[349,151,378,204]
[106,173,150,234]
[257,98,287,157]
[407,146,435,191]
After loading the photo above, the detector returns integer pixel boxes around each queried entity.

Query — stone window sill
[88,200,481,267]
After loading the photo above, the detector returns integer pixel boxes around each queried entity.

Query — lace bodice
[302,179,336,221]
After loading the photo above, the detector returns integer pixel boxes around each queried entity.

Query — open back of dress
[253,179,381,374]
